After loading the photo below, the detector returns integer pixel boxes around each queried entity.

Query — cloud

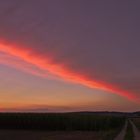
[0,51,49,78]
[0,41,139,103]
[0,1,140,103]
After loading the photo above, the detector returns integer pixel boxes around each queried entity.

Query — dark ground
[0,130,102,140]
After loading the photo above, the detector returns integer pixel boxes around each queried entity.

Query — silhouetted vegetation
[0,112,125,131]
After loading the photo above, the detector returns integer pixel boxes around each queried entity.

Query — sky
[0,0,140,112]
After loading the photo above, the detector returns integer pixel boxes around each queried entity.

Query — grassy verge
[101,125,124,140]
[101,130,118,140]
[132,118,140,130]
[124,121,134,140]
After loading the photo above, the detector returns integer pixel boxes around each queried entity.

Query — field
[0,112,125,140]
[0,130,118,140]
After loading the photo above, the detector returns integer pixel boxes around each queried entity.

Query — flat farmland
[0,113,125,140]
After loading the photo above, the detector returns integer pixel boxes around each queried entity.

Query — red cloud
[0,41,139,103]
[0,52,50,78]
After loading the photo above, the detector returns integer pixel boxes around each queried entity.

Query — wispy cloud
[0,41,139,103]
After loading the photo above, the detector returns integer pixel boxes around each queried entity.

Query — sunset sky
[0,0,140,112]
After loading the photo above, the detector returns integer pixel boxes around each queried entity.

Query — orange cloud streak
[0,41,139,103]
